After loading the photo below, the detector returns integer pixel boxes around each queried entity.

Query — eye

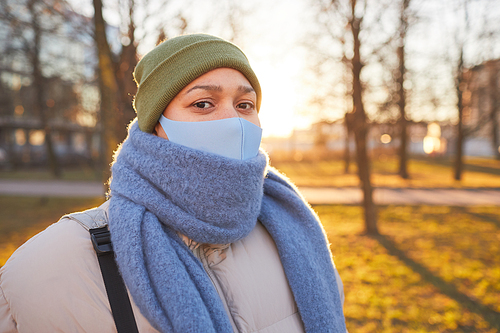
[237,102,255,111]
[193,101,213,109]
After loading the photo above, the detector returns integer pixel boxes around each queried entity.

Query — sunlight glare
[251,57,307,138]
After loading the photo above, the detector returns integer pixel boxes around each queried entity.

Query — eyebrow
[184,85,222,95]
[184,85,255,95]
[238,85,256,94]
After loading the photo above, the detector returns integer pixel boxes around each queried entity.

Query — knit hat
[133,34,262,133]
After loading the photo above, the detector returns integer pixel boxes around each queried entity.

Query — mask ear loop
[159,115,169,137]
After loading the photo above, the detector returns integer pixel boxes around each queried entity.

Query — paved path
[299,187,500,206]
[0,180,499,205]
[0,180,105,197]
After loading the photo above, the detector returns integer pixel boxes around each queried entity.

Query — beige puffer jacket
[0,201,344,333]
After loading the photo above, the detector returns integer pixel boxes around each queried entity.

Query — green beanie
[133,34,262,133]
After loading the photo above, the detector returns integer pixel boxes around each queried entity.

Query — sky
[68,0,500,138]
[69,0,316,138]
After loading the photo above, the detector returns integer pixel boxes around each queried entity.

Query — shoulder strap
[64,202,139,333]
[90,226,139,333]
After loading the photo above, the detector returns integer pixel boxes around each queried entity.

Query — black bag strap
[90,227,139,333]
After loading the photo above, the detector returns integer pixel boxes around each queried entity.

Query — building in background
[465,59,500,158]
[264,57,500,162]
[0,0,120,169]
[262,119,480,161]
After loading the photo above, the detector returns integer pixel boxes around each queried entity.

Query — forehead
[183,68,253,89]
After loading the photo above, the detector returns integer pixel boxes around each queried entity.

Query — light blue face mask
[159,115,263,160]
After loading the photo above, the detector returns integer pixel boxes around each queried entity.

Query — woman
[0,34,347,333]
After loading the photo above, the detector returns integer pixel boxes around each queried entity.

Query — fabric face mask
[159,115,263,160]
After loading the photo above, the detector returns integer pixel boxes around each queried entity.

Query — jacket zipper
[196,246,239,333]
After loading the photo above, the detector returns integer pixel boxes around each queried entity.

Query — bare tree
[93,0,121,184]
[347,0,378,234]
[454,45,467,180]
[29,0,63,177]
[310,0,379,234]
[94,0,171,186]
[92,0,199,185]
[0,0,81,177]
[396,0,411,179]
[470,2,500,160]
[452,0,487,179]
[487,61,500,160]
[343,112,352,173]
[449,0,500,178]
[223,0,246,44]
[116,0,139,138]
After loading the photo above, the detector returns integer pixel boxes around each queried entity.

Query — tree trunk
[4,129,17,169]
[28,0,61,178]
[454,49,465,181]
[115,0,138,140]
[397,0,410,179]
[397,43,408,179]
[93,0,121,186]
[493,107,500,160]
[344,113,351,174]
[349,0,378,235]
[488,62,500,160]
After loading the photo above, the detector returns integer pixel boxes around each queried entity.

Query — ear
[154,121,169,140]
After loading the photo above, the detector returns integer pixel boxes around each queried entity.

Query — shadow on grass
[463,164,500,176]
[412,156,500,176]
[466,211,500,229]
[372,233,500,331]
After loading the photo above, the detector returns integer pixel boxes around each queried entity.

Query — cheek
[245,114,261,127]
[154,122,169,140]
[163,105,201,122]
[163,100,187,122]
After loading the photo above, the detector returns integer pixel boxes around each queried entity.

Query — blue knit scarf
[108,120,346,332]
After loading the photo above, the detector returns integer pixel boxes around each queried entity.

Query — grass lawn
[1,196,499,332]
[272,155,500,188]
[0,196,104,265]
[318,204,500,332]
[0,167,102,181]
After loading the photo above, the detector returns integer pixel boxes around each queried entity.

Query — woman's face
[154,68,260,139]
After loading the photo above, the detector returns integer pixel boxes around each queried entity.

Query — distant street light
[380,134,392,144]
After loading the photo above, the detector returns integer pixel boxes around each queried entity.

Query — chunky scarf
[109,120,346,333]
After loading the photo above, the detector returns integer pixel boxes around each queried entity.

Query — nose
[218,102,239,120]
